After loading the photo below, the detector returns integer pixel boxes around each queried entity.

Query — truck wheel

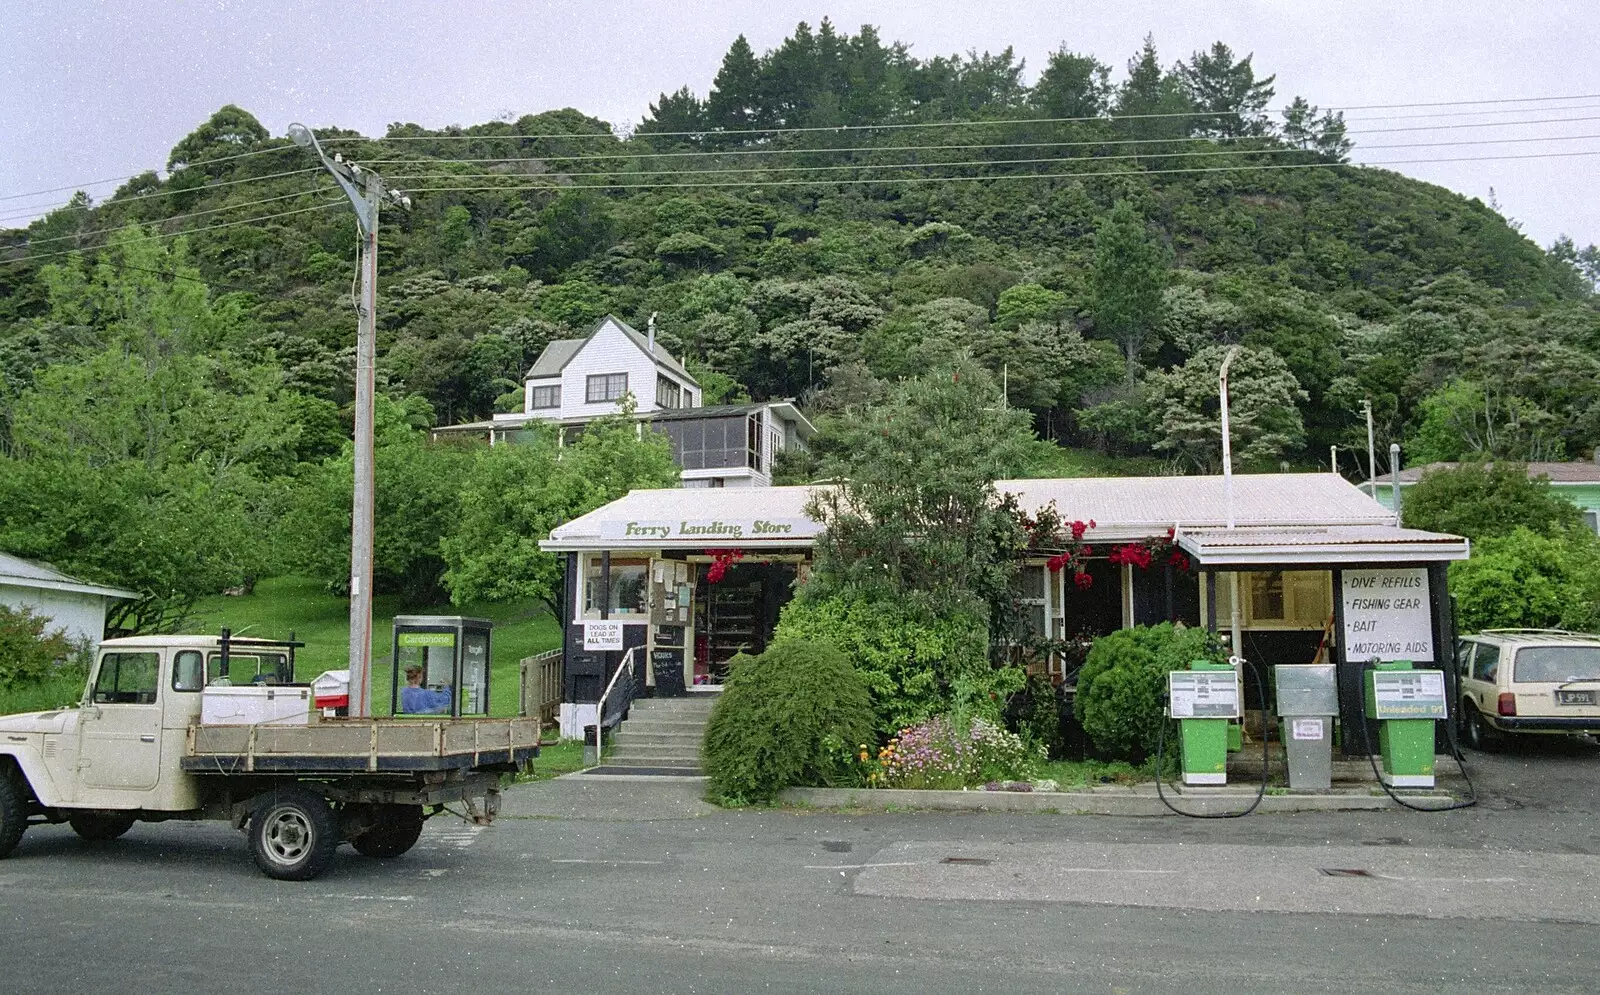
[0,773,26,859]
[68,812,136,842]
[351,804,425,859]
[249,785,339,881]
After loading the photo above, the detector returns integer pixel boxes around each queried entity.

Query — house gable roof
[525,314,698,385]
[0,552,138,600]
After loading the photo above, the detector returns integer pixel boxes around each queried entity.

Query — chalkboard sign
[652,647,686,697]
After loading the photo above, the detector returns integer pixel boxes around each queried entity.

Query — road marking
[421,826,484,850]
[805,861,926,870]
[550,858,666,865]
[319,894,416,902]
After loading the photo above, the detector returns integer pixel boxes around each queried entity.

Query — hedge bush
[1450,526,1600,632]
[1073,623,1225,759]
[701,639,876,804]
[775,591,992,735]
[0,604,74,691]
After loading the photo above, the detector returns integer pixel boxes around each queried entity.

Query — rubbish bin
[1275,664,1337,791]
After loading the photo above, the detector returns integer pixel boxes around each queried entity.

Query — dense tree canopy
[2,23,1597,626]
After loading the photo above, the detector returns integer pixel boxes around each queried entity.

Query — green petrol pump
[1364,660,1449,788]
[1168,659,1242,786]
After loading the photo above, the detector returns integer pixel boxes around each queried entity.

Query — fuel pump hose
[1153,655,1270,819]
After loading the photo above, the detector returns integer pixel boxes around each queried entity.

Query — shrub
[1402,462,1583,541]
[1073,623,1225,759]
[874,714,1041,789]
[1450,526,1600,632]
[0,604,74,691]
[701,639,875,804]
[776,592,990,735]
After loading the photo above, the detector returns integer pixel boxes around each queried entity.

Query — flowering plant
[1107,528,1191,572]
[870,715,1042,790]
[1015,499,1096,590]
[705,548,745,583]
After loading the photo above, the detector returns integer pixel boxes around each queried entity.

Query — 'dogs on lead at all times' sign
[583,621,624,651]
[1341,567,1433,662]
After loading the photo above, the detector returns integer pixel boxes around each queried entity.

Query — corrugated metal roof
[0,552,138,599]
[1380,460,1600,485]
[1176,524,1469,565]
[995,473,1393,540]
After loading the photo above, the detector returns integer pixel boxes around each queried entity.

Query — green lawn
[1019,443,1171,479]
[188,576,561,718]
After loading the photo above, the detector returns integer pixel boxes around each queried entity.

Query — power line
[379,133,1600,186]
[351,111,1600,168]
[6,148,1593,268]
[0,167,326,225]
[0,201,347,267]
[0,143,297,203]
[380,148,1600,195]
[315,93,1600,142]
[21,186,333,247]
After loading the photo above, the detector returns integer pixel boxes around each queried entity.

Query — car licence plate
[1556,690,1596,705]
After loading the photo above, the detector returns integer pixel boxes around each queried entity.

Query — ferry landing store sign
[1340,568,1433,662]
[600,518,818,543]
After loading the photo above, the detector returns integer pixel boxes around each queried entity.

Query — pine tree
[1112,35,1191,144]
[1091,199,1171,377]
[1030,48,1112,120]
[1175,42,1276,138]
[706,34,764,135]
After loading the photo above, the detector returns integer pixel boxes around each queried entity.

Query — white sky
[3,0,1597,248]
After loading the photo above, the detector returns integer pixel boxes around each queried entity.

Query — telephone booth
[391,615,493,718]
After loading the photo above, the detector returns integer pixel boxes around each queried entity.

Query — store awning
[1175,525,1470,568]
[542,485,827,552]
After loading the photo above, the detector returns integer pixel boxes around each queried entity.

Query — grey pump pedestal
[1275,664,1338,791]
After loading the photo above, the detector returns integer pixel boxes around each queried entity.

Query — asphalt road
[2,737,1596,994]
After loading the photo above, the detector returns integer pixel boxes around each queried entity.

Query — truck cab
[0,634,300,813]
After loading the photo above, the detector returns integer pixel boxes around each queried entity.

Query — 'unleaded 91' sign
[1341,568,1433,662]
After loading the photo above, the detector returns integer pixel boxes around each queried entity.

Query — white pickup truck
[0,633,539,880]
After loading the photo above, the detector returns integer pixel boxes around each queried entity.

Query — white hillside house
[434,314,814,488]
[522,314,700,420]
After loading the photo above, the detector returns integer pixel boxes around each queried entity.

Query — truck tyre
[351,804,425,859]
[249,785,339,881]
[68,812,136,842]
[0,772,26,859]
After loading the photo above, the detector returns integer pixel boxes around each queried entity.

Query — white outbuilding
[0,552,138,649]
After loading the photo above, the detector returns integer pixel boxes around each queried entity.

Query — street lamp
[288,122,407,718]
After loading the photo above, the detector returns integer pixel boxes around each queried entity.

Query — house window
[657,376,683,409]
[583,556,650,617]
[531,384,561,409]
[1249,573,1285,621]
[586,373,628,403]
[747,414,762,469]
[1586,509,1599,534]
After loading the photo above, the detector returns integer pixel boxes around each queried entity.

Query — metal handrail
[594,646,640,747]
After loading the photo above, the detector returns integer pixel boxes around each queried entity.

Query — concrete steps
[605,693,720,774]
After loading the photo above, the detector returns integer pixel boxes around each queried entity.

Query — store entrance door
[692,562,797,685]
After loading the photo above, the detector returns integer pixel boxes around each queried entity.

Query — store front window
[583,556,650,617]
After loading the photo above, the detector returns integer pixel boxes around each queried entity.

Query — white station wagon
[1455,630,1600,749]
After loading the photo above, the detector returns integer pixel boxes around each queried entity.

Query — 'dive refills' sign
[1340,568,1433,662]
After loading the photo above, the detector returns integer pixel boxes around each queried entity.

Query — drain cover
[1318,868,1375,877]
[1362,837,1410,847]
[821,840,852,853]
[941,857,992,866]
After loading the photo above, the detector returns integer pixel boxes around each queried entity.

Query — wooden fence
[519,649,563,730]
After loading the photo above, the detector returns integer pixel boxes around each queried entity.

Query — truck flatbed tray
[182,717,540,773]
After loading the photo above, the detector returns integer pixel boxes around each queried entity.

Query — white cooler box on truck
[200,685,312,726]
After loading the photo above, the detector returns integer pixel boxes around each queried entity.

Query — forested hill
[3,22,1598,476]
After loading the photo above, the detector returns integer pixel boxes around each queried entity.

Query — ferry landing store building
[540,474,1468,747]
